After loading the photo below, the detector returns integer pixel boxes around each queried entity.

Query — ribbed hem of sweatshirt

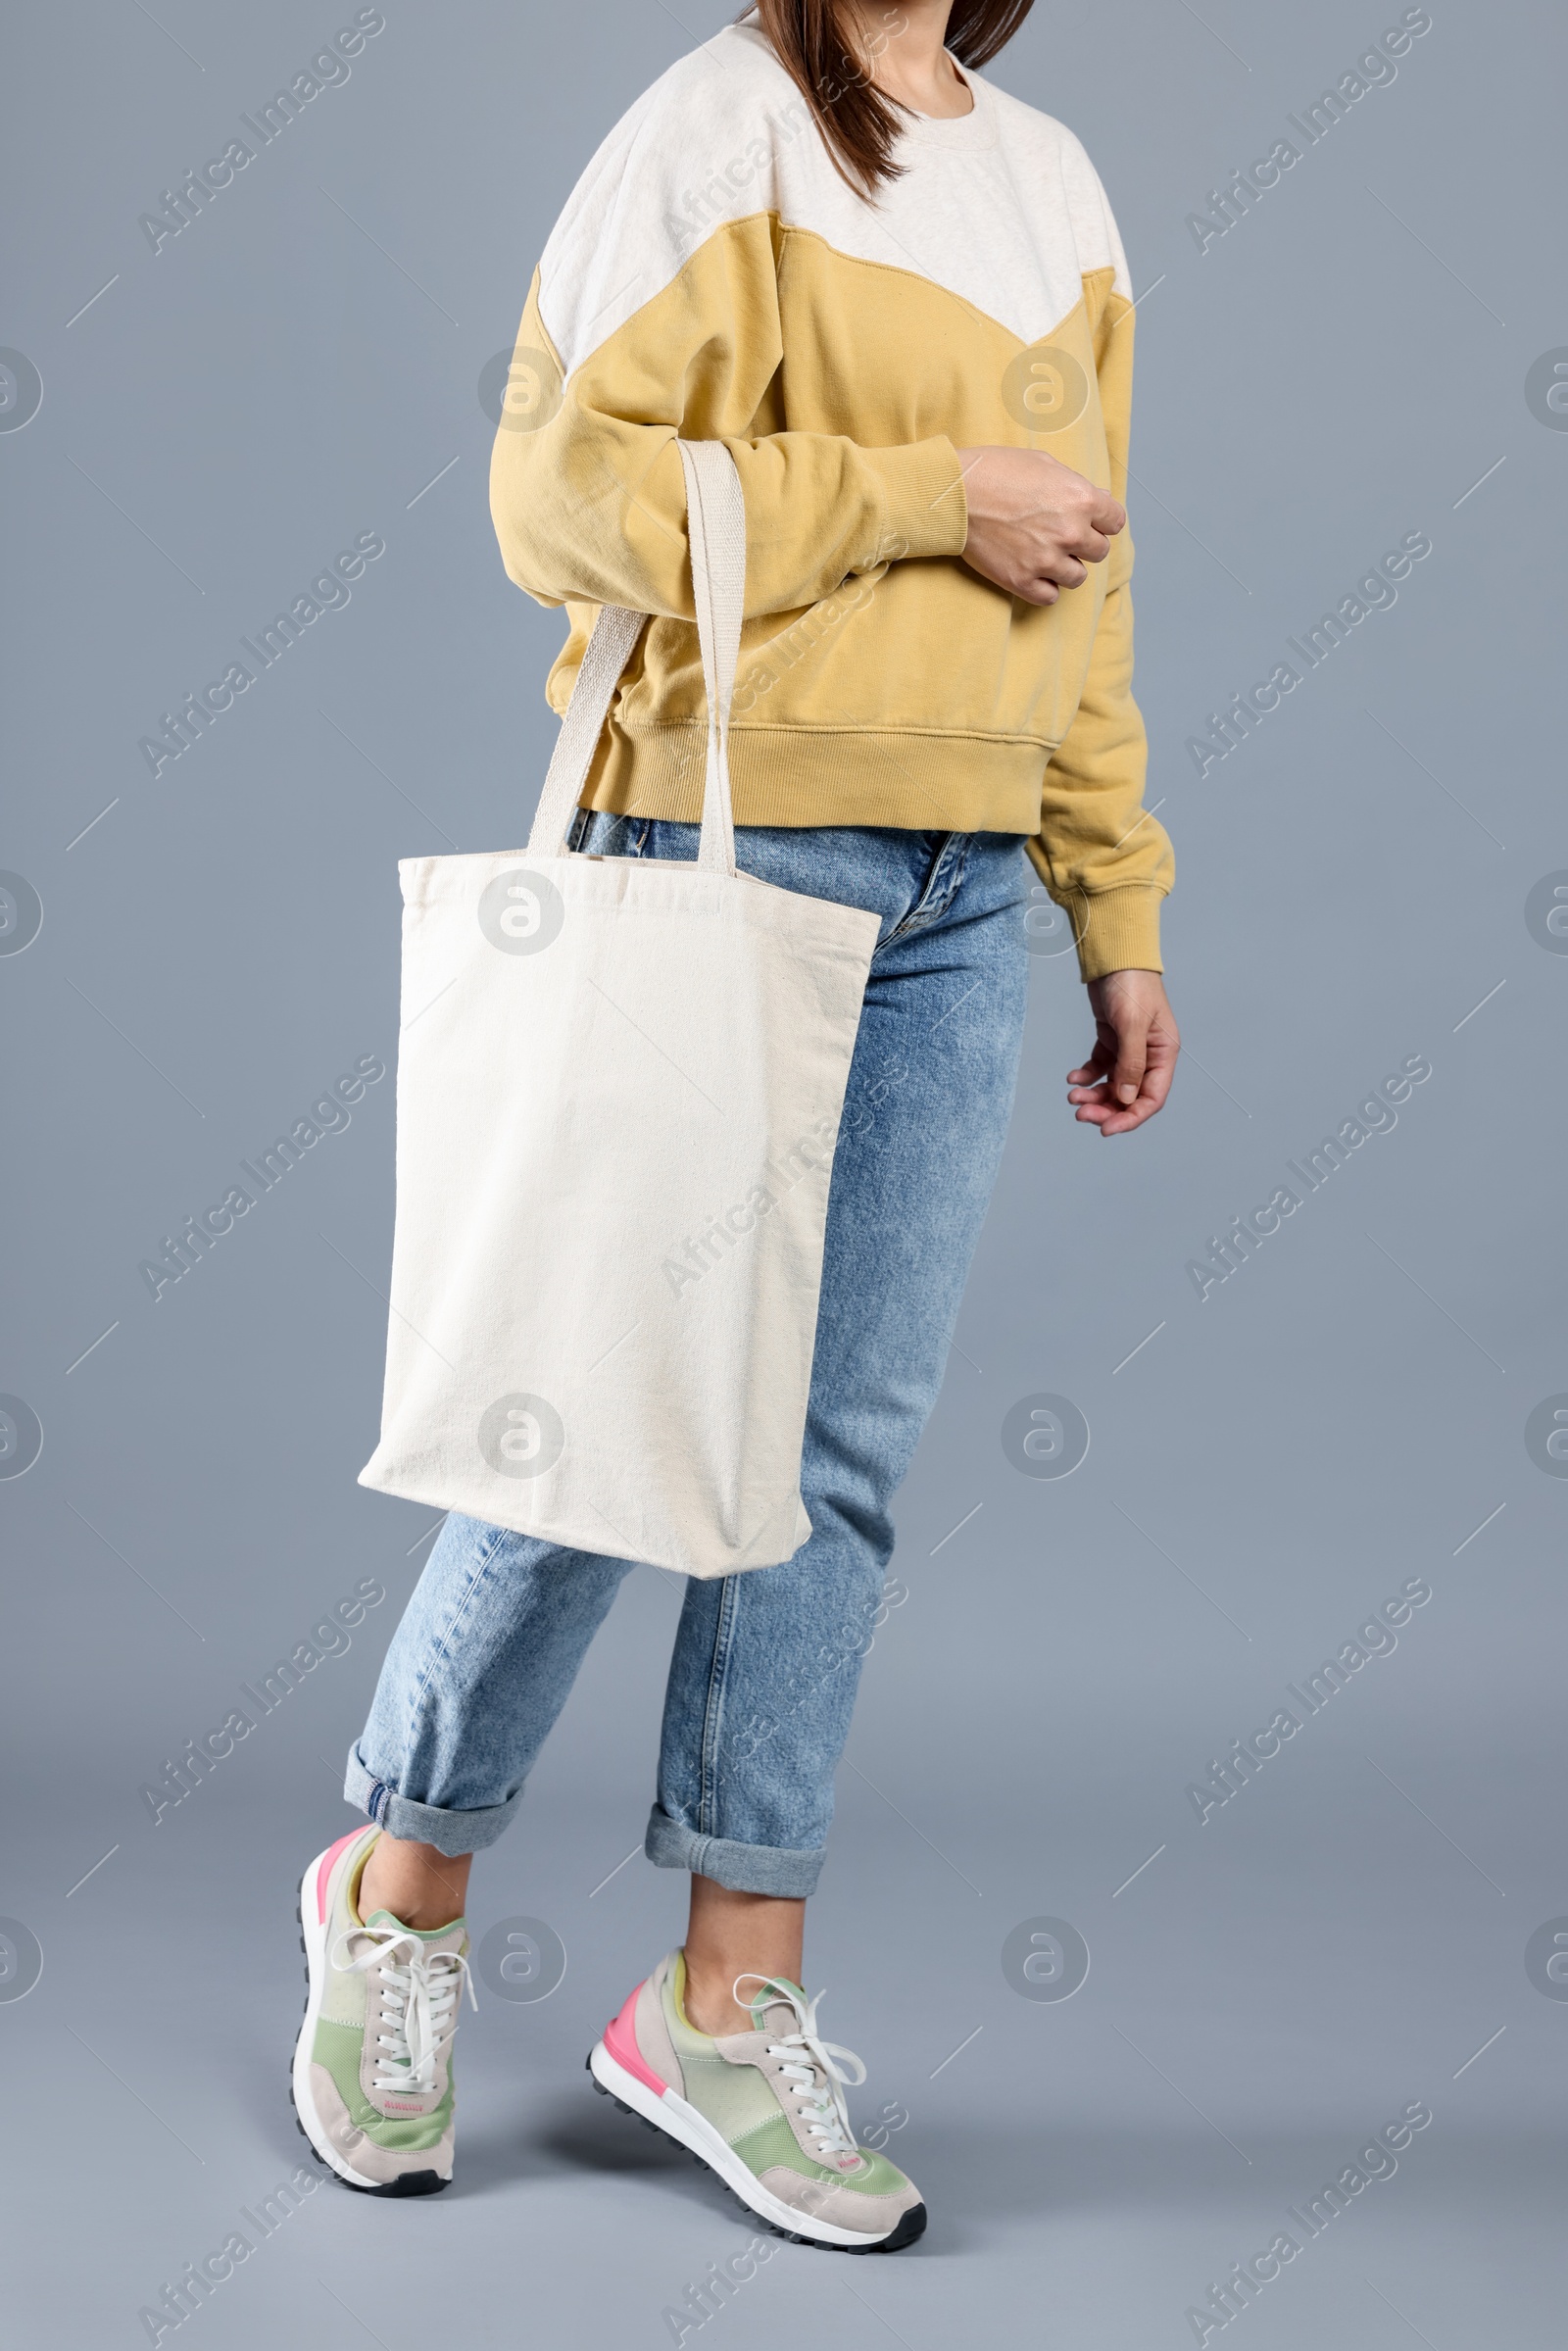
[1028,858,1165,978]
[860,434,968,562]
[582,720,1051,833]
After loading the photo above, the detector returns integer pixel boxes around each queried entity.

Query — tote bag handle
[525,439,745,879]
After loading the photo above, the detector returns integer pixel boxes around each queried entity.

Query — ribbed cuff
[1055,881,1166,980]
[862,436,968,563]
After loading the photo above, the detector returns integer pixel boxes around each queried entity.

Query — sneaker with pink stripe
[589,1951,925,2250]
[290,1826,473,2196]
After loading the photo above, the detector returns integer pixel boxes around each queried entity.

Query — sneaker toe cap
[758,2163,924,2240]
[309,2063,454,2186]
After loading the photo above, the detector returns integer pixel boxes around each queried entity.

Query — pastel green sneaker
[589,1951,925,2250]
[291,1826,474,2195]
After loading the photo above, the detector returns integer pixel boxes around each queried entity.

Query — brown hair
[748,1,1035,194]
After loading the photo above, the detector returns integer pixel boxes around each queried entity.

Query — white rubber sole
[588,2035,904,2248]
[290,1843,446,2193]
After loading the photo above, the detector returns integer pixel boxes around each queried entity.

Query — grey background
[3,0,1564,2342]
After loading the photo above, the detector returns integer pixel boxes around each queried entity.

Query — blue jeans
[347,817,1029,1896]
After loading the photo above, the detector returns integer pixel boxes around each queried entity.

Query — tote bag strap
[524,438,746,876]
[680,437,744,879]
[523,601,645,859]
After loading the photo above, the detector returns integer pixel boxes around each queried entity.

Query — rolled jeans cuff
[644,1803,827,1897]
[345,1742,521,1857]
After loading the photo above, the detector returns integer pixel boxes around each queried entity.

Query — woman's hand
[1067,970,1180,1136]
[954,445,1126,606]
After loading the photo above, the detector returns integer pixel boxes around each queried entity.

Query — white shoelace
[735,1973,868,2168]
[332,1924,477,2096]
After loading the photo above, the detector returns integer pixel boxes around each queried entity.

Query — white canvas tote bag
[359,441,880,1577]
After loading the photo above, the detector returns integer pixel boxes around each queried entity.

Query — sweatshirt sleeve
[1027,204,1173,980]
[490,224,969,626]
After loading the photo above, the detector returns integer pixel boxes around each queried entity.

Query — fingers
[1111,1016,1150,1107]
[1069,1072,1156,1132]
[1070,1028,1179,1134]
[1066,1053,1111,1091]
[1134,1050,1177,1115]
[1029,557,1086,597]
[959,458,1123,603]
[1015,507,1114,566]
[1066,1029,1115,1093]
[1068,979,1179,1136]
[1088,486,1127,537]
[1088,1088,1160,1134]
[1018,560,1092,603]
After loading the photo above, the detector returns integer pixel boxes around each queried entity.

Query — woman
[291,0,1178,2247]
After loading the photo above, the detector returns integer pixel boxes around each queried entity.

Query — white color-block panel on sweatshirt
[535,23,1131,382]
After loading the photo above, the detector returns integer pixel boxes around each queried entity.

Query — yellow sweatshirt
[490,22,1173,978]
